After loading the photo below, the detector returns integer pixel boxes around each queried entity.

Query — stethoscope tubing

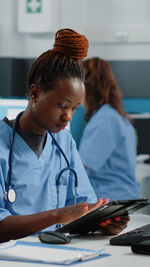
[49,132,78,208]
[5,112,78,206]
[7,112,23,192]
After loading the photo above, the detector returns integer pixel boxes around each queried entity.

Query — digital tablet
[58,198,150,235]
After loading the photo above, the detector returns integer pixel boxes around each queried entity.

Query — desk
[1,213,150,267]
[136,163,150,214]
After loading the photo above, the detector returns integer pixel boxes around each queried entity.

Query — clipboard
[0,241,110,265]
[58,198,150,235]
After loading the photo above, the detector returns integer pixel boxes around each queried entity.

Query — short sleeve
[79,111,123,173]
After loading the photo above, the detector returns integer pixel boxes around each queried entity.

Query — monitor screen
[0,58,34,98]
[133,116,150,155]
[109,60,150,98]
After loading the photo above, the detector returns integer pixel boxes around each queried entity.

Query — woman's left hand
[99,214,130,235]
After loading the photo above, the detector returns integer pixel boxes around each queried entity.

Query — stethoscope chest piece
[8,188,16,203]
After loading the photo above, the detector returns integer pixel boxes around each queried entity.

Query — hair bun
[52,28,89,60]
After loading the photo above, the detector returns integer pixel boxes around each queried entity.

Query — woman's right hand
[0,198,108,243]
[55,198,109,225]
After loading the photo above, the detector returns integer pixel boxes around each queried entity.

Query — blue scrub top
[79,104,141,201]
[0,120,97,231]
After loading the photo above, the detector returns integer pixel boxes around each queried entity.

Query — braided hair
[27,28,89,94]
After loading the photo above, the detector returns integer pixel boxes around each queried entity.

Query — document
[0,241,110,265]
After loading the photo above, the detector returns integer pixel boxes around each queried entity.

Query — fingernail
[98,197,103,202]
[83,205,88,211]
[103,198,109,204]
[99,222,106,227]
[115,216,121,221]
[105,219,111,224]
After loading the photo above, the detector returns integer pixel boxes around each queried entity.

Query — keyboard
[110,224,150,245]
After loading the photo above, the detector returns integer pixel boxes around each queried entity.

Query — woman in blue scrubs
[0,31,129,242]
[79,57,141,201]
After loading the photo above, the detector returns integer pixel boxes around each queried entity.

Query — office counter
[1,213,150,267]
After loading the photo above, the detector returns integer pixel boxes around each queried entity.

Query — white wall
[0,0,53,58]
[0,0,150,60]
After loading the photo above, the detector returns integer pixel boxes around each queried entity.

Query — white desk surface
[1,213,150,267]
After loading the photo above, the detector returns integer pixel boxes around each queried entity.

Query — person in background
[79,57,141,201]
[0,31,129,243]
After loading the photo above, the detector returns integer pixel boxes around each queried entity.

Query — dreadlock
[27,28,89,93]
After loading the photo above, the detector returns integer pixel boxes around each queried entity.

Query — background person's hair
[27,28,89,94]
[83,57,128,122]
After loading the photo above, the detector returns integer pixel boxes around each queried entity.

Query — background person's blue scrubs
[0,120,97,231]
[79,104,141,201]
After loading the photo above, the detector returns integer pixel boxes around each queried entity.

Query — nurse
[0,30,129,243]
[79,57,141,201]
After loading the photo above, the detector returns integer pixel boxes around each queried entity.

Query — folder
[0,240,110,265]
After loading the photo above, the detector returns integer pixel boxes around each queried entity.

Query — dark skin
[0,77,129,242]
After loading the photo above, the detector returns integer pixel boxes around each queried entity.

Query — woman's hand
[55,198,108,225]
[99,214,130,235]
[54,198,129,236]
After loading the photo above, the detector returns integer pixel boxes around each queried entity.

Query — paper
[0,240,16,249]
[0,241,110,265]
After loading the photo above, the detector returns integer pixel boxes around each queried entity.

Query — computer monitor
[109,60,150,98]
[132,115,150,155]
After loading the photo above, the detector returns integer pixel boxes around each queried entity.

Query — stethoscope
[5,112,78,207]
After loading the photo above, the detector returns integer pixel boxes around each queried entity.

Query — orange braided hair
[28,28,89,92]
[53,28,89,60]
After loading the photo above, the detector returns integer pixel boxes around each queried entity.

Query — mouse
[38,231,72,244]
